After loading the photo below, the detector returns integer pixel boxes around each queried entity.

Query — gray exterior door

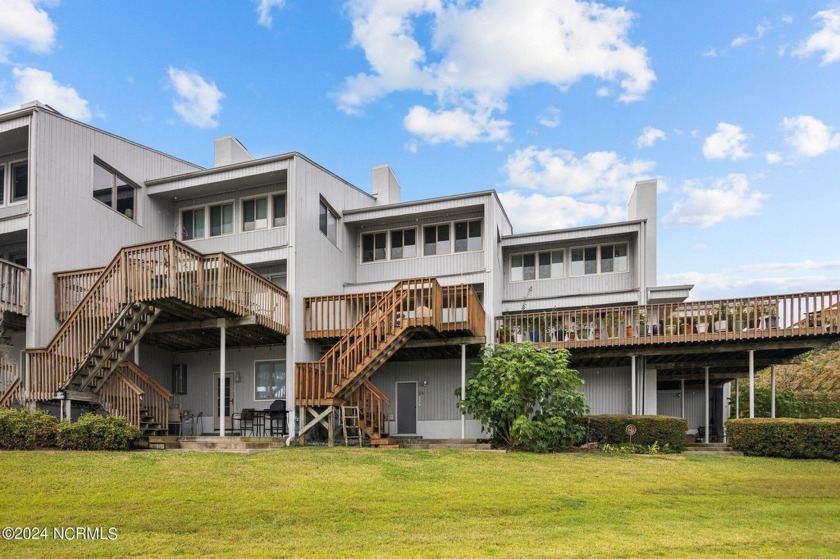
[396,382,417,434]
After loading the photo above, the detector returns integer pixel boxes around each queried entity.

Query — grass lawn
[0,448,838,558]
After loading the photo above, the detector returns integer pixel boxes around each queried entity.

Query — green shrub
[0,408,59,450]
[576,414,688,451]
[56,413,141,450]
[600,441,674,454]
[726,418,840,460]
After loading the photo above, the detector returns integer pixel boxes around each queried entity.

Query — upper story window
[390,228,416,260]
[209,203,234,237]
[571,244,628,276]
[424,224,451,256]
[93,160,134,220]
[510,250,563,282]
[242,197,268,231]
[455,219,482,252]
[182,208,205,240]
[10,162,27,203]
[273,193,287,227]
[319,199,338,244]
[361,232,387,263]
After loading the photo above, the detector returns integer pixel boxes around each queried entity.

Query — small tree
[457,343,589,451]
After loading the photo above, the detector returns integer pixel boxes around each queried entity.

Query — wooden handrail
[494,290,840,348]
[100,371,143,428]
[0,258,30,316]
[54,267,105,321]
[346,380,391,439]
[117,361,172,432]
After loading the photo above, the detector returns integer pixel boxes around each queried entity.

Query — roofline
[0,103,203,171]
[502,218,647,240]
[649,284,694,292]
[146,151,374,200]
[344,189,512,226]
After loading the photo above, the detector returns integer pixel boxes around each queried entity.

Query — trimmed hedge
[576,414,688,451]
[0,408,59,450]
[726,418,840,461]
[56,413,141,451]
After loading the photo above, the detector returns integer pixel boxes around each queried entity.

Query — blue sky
[1,0,839,300]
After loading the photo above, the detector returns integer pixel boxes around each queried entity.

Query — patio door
[213,372,235,432]
[396,381,417,434]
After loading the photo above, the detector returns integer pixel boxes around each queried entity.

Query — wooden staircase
[296,278,443,443]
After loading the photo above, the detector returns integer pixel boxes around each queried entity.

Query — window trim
[8,158,28,205]
[180,205,207,240]
[92,158,137,221]
[319,198,339,246]
[389,226,418,261]
[254,359,287,402]
[454,218,483,253]
[423,221,453,257]
[208,200,235,238]
[510,249,567,282]
[240,195,270,233]
[272,192,287,227]
[360,229,389,264]
[569,243,630,277]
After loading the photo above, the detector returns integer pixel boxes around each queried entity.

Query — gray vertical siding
[578,366,631,414]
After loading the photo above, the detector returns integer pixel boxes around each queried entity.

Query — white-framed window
[255,360,286,400]
[181,207,206,240]
[423,223,451,256]
[0,165,4,205]
[273,193,287,227]
[242,196,268,231]
[10,161,28,203]
[454,219,482,252]
[319,199,338,244]
[511,250,564,282]
[361,231,387,263]
[93,160,135,220]
[209,202,234,237]
[390,228,417,260]
[571,244,628,276]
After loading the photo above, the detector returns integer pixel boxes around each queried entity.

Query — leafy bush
[730,385,840,419]
[56,413,141,450]
[457,343,589,451]
[726,418,840,460]
[576,414,688,451]
[600,441,674,454]
[0,408,59,450]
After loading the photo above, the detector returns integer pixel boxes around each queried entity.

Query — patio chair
[268,400,288,436]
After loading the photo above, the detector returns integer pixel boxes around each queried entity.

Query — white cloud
[781,115,840,157]
[793,9,840,65]
[537,106,561,128]
[702,122,751,160]
[497,190,623,233]
[0,0,56,62]
[255,0,285,29]
[503,146,656,203]
[167,67,224,129]
[338,0,655,144]
[636,126,666,148]
[731,21,770,48]
[0,67,91,121]
[403,98,511,145]
[663,174,767,228]
[765,151,782,164]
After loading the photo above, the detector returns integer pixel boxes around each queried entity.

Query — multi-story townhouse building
[1,102,837,445]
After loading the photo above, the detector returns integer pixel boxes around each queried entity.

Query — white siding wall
[579,366,631,414]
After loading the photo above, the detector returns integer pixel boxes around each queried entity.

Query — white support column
[748,350,755,419]
[460,344,466,439]
[735,377,740,418]
[134,344,140,366]
[704,366,710,444]
[770,365,776,418]
[630,356,637,415]
[63,398,71,423]
[680,379,685,418]
[219,323,226,438]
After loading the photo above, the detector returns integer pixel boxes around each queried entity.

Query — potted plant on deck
[496,325,512,343]
[713,309,728,333]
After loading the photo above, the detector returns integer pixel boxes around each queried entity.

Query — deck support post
[134,344,140,367]
[704,366,710,444]
[748,350,755,419]
[297,406,306,445]
[735,378,740,418]
[680,379,685,418]
[461,343,466,439]
[630,356,636,415]
[219,322,226,437]
[327,406,335,447]
[770,365,776,418]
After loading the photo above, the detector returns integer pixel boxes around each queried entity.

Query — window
[242,197,268,231]
[455,219,482,252]
[390,228,416,259]
[511,254,536,281]
[93,161,134,219]
[361,232,387,263]
[209,203,233,236]
[512,250,564,282]
[539,251,564,279]
[181,208,206,240]
[0,166,4,205]
[601,244,628,273]
[273,193,287,227]
[571,247,598,276]
[424,224,450,256]
[11,162,27,202]
[255,360,286,400]
[319,199,338,244]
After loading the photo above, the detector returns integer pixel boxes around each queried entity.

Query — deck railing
[494,290,840,348]
[297,278,441,404]
[54,267,105,321]
[30,239,290,401]
[0,259,30,316]
[345,380,391,439]
[0,361,21,407]
[304,284,484,339]
[116,361,172,431]
[99,371,143,428]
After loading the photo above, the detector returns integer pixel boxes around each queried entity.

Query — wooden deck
[0,258,29,317]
